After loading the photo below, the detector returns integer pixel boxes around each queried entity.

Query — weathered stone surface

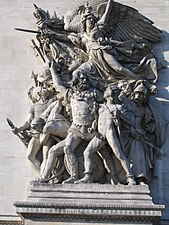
[14,184,164,225]
[0,0,169,224]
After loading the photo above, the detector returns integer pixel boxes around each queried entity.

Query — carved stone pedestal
[14,184,164,225]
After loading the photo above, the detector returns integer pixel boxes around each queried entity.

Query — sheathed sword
[136,132,160,156]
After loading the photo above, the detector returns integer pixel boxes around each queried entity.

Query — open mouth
[133,98,141,103]
[79,83,88,89]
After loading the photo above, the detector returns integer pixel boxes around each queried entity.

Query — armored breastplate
[71,97,94,126]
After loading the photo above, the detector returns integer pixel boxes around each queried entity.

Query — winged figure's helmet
[84,2,92,15]
[81,2,98,24]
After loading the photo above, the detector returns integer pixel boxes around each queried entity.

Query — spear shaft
[15,27,41,34]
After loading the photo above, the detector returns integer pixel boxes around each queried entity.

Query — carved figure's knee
[43,125,51,134]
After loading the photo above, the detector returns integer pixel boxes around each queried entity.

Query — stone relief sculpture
[8,0,166,186]
[119,81,166,185]
[75,85,136,185]
[10,86,57,172]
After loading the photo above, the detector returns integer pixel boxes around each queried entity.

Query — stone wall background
[0,0,168,223]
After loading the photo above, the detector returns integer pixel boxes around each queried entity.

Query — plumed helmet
[132,82,149,104]
[133,83,148,94]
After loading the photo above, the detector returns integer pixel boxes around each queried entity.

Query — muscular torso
[70,91,95,126]
[98,103,120,136]
[33,98,54,118]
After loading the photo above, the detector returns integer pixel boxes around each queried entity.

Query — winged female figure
[63,0,162,85]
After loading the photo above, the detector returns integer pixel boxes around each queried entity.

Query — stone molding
[14,184,164,225]
[0,222,23,225]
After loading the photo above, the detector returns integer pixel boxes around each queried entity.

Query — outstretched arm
[50,61,67,100]
[11,107,34,135]
[98,0,113,25]
[17,107,34,132]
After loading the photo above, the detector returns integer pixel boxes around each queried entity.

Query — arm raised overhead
[98,0,113,25]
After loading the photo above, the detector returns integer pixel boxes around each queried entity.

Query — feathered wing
[97,1,161,44]
[64,0,161,43]
[64,8,83,32]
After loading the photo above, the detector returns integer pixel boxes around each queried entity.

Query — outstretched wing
[97,1,161,43]
[64,7,83,32]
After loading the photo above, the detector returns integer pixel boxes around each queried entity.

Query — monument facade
[0,0,169,224]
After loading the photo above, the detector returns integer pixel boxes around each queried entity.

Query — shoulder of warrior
[98,104,105,112]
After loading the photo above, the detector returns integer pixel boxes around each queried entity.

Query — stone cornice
[14,184,165,224]
[14,200,164,211]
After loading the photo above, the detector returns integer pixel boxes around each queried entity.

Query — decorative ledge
[14,184,164,225]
